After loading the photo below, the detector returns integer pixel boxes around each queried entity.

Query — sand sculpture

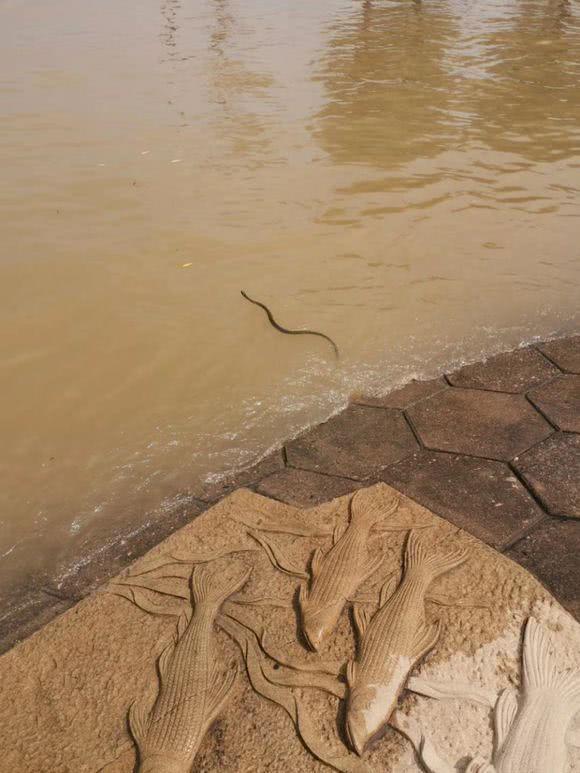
[127,564,251,773]
[111,486,579,773]
[1,483,579,772]
[345,532,468,755]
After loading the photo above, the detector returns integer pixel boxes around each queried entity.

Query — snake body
[241,290,339,359]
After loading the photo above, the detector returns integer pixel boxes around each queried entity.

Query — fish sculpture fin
[310,547,325,578]
[379,574,398,607]
[333,520,347,544]
[176,609,191,640]
[206,664,238,725]
[298,582,309,608]
[406,676,496,707]
[349,490,388,531]
[346,660,357,688]
[157,640,175,679]
[128,698,150,748]
[493,687,518,755]
[410,619,441,663]
[522,617,580,709]
[404,531,468,583]
[352,604,371,641]
[191,563,253,609]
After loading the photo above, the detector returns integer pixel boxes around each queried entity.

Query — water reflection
[206,0,277,164]
[466,0,580,162]
[314,0,580,168]
[313,0,460,167]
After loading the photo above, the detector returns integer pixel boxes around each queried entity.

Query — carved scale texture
[143,601,216,761]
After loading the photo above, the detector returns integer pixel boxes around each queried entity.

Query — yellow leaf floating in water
[181,262,192,268]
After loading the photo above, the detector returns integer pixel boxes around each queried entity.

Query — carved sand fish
[466,616,580,773]
[299,489,400,651]
[345,531,468,755]
[128,564,251,773]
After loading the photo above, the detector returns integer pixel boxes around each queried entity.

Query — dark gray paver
[256,468,362,507]
[285,404,418,481]
[352,377,448,409]
[447,347,558,393]
[513,433,580,518]
[0,590,73,655]
[192,450,286,503]
[407,388,553,461]
[48,499,204,600]
[528,375,580,433]
[538,335,580,373]
[382,450,545,549]
[507,519,580,620]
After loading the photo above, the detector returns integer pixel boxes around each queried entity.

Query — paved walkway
[1,335,578,654]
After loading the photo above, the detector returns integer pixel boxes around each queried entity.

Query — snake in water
[241,290,339,359]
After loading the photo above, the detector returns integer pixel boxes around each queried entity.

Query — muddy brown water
[0,0,579,597]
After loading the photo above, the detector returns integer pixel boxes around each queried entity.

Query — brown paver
[512,433,580,518]
[407,387,553,460]
[507,519,580,619]
[538,335,580,373]
[352,377,448,409]
[446,347,558,393]
[382,450,545,549]
[255,467,362,507]
[192,450,286,503]
[0,589,72,655]
[527,374,580,432]
[285,404,418,480]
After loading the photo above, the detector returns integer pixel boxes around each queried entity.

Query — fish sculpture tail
[404,530,468,583]
[349,489,399,531]
[190,562,252,608]
[523,617,580,710]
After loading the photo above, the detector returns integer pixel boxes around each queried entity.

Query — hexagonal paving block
[538,335,580,373]
[406,387,552,460]
[513,433,580,518]
[352,377,448,409]
[447,347,558,393]
[256,468,362,507]
[528,374,580,433]
[285,404,418,480]
[382,450,544,549]
[507,519,580,620]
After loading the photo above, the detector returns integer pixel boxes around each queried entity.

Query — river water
[1,0,579,595]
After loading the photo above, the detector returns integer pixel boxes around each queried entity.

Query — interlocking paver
[538,335,580,373]
[352,377,448,409]
[447,347,558,393]
[256,468,362,507]
[285,404,418,480]
[528,375,580,433]
[193,450,285,502]
[407,387,553,460]
[507,519,580,620]
[513,433,580,518]
[382,450,544,549]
